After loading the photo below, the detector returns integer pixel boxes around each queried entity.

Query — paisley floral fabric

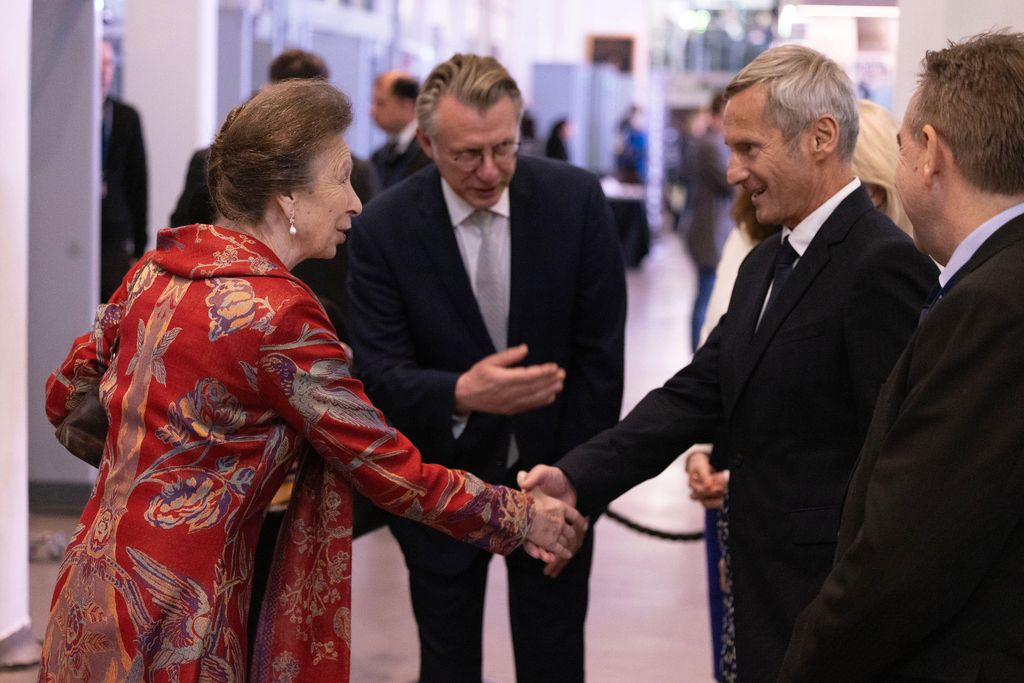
[42,224,534,682]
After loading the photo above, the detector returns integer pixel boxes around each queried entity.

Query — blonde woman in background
[685,99,911,681]
[853,99,913,236]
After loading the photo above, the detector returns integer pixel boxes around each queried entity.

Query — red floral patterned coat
[41,224,534,682]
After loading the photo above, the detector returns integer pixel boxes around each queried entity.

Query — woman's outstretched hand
[518,466,587,564]
[521,485,588,564]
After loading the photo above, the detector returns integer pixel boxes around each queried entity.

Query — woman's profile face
[291,135,362,261]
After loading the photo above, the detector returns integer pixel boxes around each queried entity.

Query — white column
[895,0,1024,117]
[125,0,218,235]
[0,0,35,665]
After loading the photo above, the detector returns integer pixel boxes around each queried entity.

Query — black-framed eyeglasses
[448,140,520,172]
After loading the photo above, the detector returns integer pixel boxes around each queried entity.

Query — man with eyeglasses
[348,53,626,682]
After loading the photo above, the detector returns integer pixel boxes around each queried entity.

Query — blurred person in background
[100,39,148,302]
[370,70,432,188]
[545,118,571,161]
[685,91,734,354]
[853,99,913,236]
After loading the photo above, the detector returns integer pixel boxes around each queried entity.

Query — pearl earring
[288,214,297,236]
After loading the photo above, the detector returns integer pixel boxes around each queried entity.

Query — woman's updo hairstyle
[208,79,352,225]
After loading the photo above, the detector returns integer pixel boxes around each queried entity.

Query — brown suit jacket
[781,213,1024,682]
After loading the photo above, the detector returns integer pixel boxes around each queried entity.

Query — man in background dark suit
[781,31,1024,682]
[100,40,147,301]
[369,70,432,188]
[348,54,626,683]
[521,45,936,682]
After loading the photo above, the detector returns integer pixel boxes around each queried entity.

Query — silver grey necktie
[473,210,508,351]
[471,210,517,467]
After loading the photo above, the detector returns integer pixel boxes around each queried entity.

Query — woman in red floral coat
[40,79,583,683]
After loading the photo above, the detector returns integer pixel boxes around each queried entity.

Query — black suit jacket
[169,148,213,228]
[370,136,432,189]
[102,97,148,256]
[348,156,626,574]
[780,214,1024,682]
[558,186,937,681]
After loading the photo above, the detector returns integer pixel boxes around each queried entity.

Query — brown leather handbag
[54,391,107,468]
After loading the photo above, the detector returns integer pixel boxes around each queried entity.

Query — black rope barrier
[604,507,705,542]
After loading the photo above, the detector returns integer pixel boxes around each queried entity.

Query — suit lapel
[507,166,541,349]
[731,187,874,401]
[411,168,495,352]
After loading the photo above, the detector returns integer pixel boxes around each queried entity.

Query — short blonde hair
[416,54,523,137]
[853,100,912,236]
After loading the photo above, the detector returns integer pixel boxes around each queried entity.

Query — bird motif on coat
[261,353,427,497]
[260,354,393,435]
[127,546,219,672]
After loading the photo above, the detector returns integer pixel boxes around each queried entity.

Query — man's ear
[416,129,436,160]
[810,115,840,157]
[920,124,946,187]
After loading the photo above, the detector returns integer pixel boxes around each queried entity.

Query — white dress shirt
[441,180,514,458]
[442,179,512,302]
[759,177,862,320]
[392,119,419,155]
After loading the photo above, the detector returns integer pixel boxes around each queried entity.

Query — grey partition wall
[531,62,634,174]
[312,31,377,158]
[531,63,593,170]
[589,64,634,176]
[28,1,102,501]
[218,4,255,128]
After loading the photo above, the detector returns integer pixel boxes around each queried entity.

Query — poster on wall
[590,35,635,73]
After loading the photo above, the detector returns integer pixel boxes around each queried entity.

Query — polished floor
[4,231,716,683]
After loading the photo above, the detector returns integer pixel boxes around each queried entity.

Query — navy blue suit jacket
[347,155,626,573]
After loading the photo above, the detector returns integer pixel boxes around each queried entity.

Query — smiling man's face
[725,85,820,228]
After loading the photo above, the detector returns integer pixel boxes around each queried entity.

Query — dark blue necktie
[919,283,942,323]
[764,236,799,315]
[919,269,964,323]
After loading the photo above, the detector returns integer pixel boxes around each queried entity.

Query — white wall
[895,0,1024,118]
[125,0,218,234]
[0,0,32,644]
[507,0,651,106]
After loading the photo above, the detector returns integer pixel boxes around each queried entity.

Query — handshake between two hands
[516,465,587,579]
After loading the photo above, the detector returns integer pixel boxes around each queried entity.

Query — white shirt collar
[781,177,862,256]
[440,178,511,227]
[395,119,418,154]
[939,201,1024,287]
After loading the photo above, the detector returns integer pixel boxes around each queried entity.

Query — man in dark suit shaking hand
[780,31,1024,682]
[348,54,626,682]
[521,45,937,682]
